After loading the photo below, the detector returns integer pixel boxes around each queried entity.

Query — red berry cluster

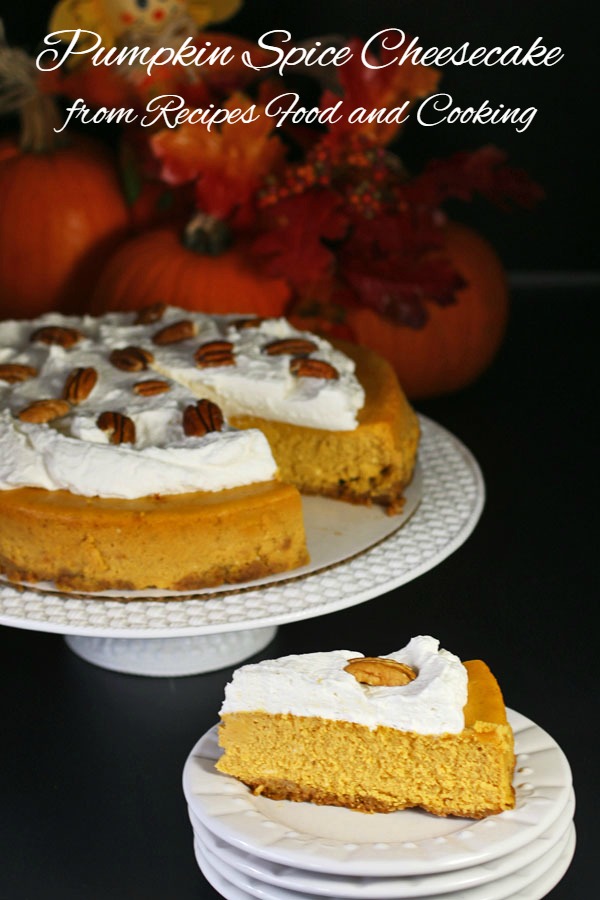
[258,135,404,218]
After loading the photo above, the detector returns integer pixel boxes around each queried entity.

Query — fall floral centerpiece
[1,2,543,397]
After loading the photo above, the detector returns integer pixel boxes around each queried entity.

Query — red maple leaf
[252,190,349,289]
[403,146,545,210]
[338,213,465,327]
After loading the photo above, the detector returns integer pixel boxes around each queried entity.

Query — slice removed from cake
[216,637,515,818]
[229,340,419,513]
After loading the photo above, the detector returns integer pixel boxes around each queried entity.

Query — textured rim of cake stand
[0,416,485,676]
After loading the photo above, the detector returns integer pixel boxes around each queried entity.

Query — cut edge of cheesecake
[216,659,516,818]
[230,340,420,515]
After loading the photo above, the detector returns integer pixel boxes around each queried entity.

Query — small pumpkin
[91,218,291,318]
[0,46,130,319]
[343,222,509,400]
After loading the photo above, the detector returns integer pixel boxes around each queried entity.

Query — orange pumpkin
[0,88,130,319]
[0,136,130,319]
[91,225,291,318]
[344,222,509,400]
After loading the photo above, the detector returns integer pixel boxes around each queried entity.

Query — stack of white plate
[182,710,575,900]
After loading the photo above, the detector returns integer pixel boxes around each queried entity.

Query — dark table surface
[0,285,596,899]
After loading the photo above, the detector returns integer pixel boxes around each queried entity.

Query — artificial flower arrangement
[0,0,542,398]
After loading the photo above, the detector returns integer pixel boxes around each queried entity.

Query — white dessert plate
[0,416,484,638]
[187,790,575,898]
[182,710,573,879]
[193,824,576,900]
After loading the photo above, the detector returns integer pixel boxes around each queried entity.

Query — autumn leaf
[151,94,285,224]
[252,190,349,288]
[321,36,440,146]
[338,213,465,327]
[342,257,465,328]
[403,146,545,210]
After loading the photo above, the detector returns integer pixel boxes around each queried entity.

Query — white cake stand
[0,417,484,676]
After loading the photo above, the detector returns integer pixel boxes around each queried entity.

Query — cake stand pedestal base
[64,626,278,677]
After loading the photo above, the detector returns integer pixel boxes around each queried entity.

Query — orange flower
[151,94,285,224]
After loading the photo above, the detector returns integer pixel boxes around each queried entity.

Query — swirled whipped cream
[219,636,469,735]
[100,309,364,429]
[0,307,364,498]
[0,410,276,498]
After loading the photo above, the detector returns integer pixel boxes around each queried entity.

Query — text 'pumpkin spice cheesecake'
[216,636,516,818]
[0,305,419,592]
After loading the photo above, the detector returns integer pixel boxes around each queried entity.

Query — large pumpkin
[91,225,291,318]
[0,84,130,319]
[344,222,509,400]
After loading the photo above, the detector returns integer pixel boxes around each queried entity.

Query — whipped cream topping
[151,315,363,430]
[219,636,469,735]
[0,307,363,498]
[0,410,276,498]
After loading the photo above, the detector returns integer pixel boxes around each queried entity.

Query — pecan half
[62,366,98,403]
[0,363,38,383]
[231,316,265,330]
[109,346,154,372]
[133,378,171,396]
[18,399,71,424]
[290,357,339,380]
[194,340,235,368]
[263,337,317,357]
[183,399,224,437]
[344,657,417,687]
[96,411,136,444]
[152,319,195,345]
[30,325,83,348]
[134,302,167,325]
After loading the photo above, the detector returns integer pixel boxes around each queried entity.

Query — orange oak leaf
[321,36,439,146]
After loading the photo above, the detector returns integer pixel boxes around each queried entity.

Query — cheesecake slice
[216,637,515,818]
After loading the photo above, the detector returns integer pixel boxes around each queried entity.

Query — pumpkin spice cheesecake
[0,305,419,592]
[216,636,516,818]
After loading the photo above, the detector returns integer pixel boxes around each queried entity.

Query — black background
[1,0,596,274]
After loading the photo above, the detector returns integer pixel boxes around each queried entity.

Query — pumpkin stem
[183,212,233,257]
[0,34,67,153]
